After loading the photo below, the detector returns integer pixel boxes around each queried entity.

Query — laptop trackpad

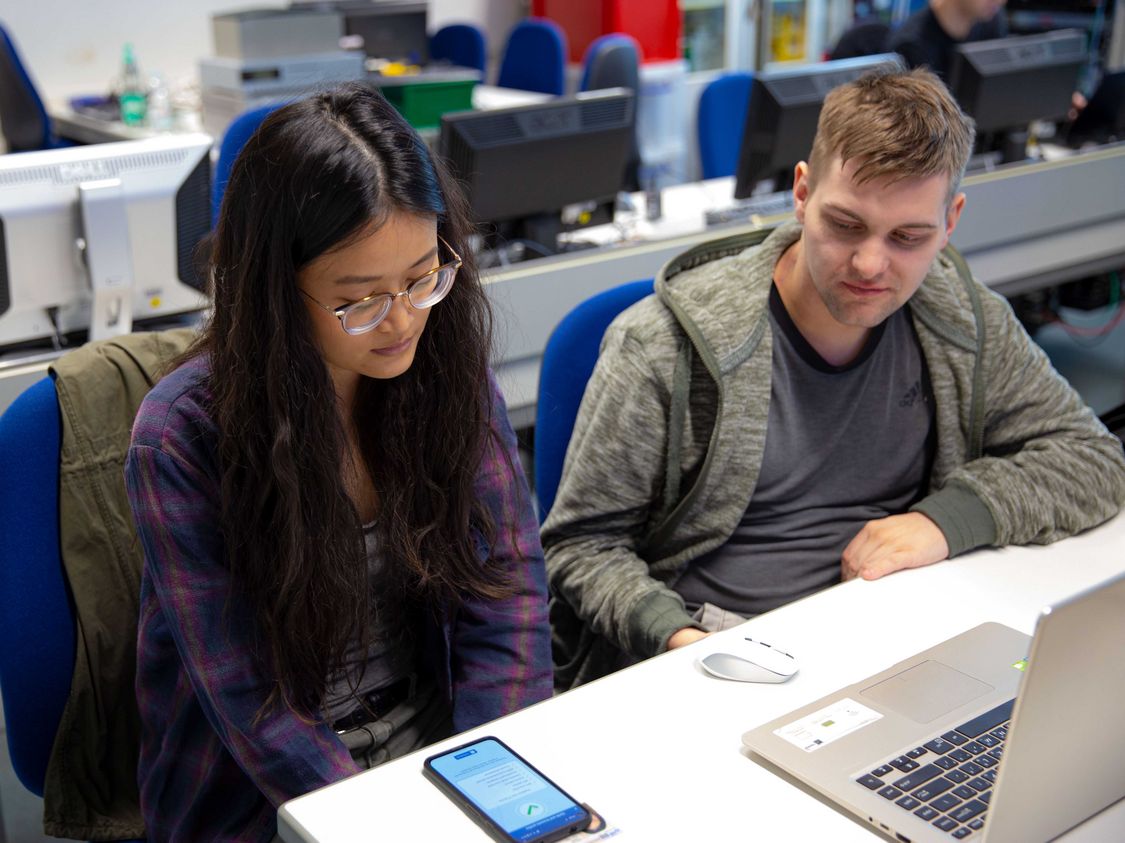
[861,660,994,724]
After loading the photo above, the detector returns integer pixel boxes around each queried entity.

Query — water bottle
[146,73,172,132]
[119,43,147,127]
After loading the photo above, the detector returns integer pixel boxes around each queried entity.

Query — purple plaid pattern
[125,357,551,842]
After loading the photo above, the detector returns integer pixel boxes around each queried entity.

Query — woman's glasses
[301,236,462,335]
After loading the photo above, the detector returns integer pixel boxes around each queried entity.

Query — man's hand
[841,512,950,582]
[666,627,711,650]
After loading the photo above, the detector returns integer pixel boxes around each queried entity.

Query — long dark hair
[192,83,510,717]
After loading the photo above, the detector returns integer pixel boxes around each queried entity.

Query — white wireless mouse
[698,637,800,684]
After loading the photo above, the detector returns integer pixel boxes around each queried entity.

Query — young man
[889,0,1007,81]
[541,68,1125,689]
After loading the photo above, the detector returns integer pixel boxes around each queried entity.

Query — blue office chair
[697,72,754,180]
[211,102,282,227]
[535,279,655,522]
[0,21,72,152]
[429,22,486,73]
[0,377,75,798]
[497,18,567,96]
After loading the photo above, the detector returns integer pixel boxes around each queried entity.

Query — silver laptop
[742,570,1125,842]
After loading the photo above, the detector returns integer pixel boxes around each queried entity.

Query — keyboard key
[915,805,939,821]
[907,746,928,759]
[968,777,991,792]
[871,764,894,777]
[893,764,943,791]
[969,818,986,830]
[953,785,978,800]
[991,726,1008,740]
[935,756,958,770]
[913,778,954,801]
[857,774,883,790]
[987,748,1003,760]
[951,800,988,823]
[963,741,986,755]
[890,755,920,772]
[980,791,992,804]
[976,755,997,768]
[931,794,963,812]
[942,731,968,746]
[896,795,922,811]
[879,785,903,800]
[949,748,972,763]
[977,733,1000,748]
[961,762,983,776]
[956,700,1016,739]
[983,770,998,783]
[947,769,970,783]
[925,737,957,755]
[953,829,973,839]
[933,816,959,831]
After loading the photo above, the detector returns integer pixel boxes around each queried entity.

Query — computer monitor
[733,53,904,200]
[0,134,212,351]
[333,1,429,63]
[439,88,636,254]
[948,29,1088,137]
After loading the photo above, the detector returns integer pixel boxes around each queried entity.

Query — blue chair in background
[535,279,655,522]
[0,377,76,800]
[497,18,567,96]
[0,21,72,152]
[211,102,281,227]
[429,23,486,73]
[697,71,754,180]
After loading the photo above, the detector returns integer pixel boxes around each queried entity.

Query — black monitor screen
[948,29,1087,133]
[335,1,429,63]
[733,53,904,200]
[439,89,636,250]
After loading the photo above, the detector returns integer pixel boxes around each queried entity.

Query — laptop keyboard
[854,699,1014,839]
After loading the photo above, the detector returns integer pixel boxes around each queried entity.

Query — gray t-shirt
[674,285,935,617]
[322,522,416,724]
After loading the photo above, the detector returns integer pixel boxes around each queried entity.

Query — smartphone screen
[423,737,590,843]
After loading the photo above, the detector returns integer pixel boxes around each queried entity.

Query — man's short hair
[808,67,976,203]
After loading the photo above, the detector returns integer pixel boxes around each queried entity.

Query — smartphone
[422,736,591,843]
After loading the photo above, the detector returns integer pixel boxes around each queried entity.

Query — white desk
[278,512,1125,842]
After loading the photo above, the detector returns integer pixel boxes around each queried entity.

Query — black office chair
[828,20,891,61]
[0,21,70,152]
[579,33,641,191]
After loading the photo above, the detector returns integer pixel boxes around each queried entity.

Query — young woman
[124,83,552,842]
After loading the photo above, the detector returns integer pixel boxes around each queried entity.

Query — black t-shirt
[888,7,1007,81]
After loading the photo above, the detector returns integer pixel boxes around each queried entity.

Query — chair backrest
[579,33,642,192]
[0,21,53,152]
[579,33,640,93]
[697,71,754,180]
[497,18,567,96]
[429,23,486,73]
[0,376,76,797]
[828,20,891,61]
[211,102,282,227]
[535,279,655,522]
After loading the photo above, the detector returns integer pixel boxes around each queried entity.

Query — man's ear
[942,192,966,247]
[793,161,810,224]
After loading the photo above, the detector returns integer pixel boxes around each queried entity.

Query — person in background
[125,83,551,842]
[542,67,1125,690]
[889,0,1008,81]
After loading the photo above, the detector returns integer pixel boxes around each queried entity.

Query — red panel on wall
[532,0,680,63]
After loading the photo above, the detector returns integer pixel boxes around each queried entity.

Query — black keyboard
[704,191,795,227]
[854,699,1013,839]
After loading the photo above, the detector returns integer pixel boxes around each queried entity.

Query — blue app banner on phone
[429,739,587,841]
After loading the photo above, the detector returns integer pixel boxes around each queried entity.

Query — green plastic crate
[382,79,477,130]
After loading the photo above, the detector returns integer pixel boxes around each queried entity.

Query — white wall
[3,0,527,102]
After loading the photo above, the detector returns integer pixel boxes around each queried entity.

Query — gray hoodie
[542,221,1125,689]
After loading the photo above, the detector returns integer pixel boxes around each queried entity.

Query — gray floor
[0,304,1121,843]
